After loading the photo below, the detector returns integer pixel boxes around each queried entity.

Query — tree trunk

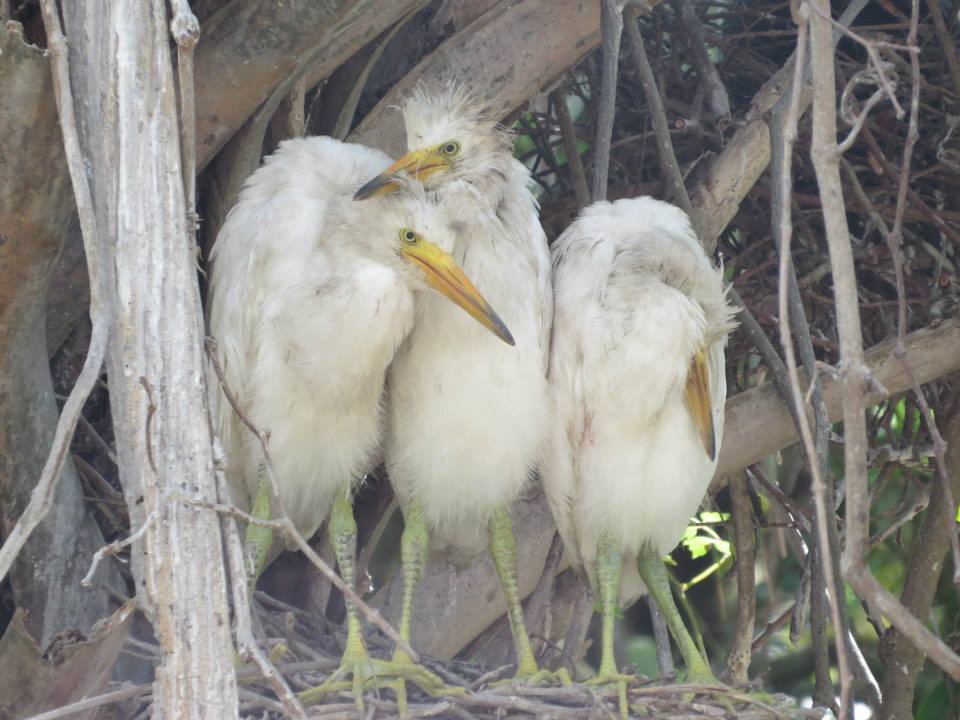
[60,2,239,715]
[0,21,122,649]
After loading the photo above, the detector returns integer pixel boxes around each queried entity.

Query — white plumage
[207,135,510,555]
[206,133,516,708]
[545,196,735,600]
[352,85,559,682]
[382,86,553,551]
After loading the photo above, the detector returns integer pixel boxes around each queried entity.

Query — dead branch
[592,0,625,201]
[0,3,113,592]
[807,0,960,690]
[726,473,756,684]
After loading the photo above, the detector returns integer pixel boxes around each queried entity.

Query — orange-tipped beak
[354,149,450,200]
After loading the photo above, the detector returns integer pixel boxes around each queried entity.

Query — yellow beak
[402,240,514,346]
[354,148,450,200]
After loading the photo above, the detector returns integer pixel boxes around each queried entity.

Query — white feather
[384,91,552,553]
[207,136,464,550]
[543,197,736,604]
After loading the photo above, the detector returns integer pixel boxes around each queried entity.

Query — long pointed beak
[402,241,515,346]
[354,149,449,200]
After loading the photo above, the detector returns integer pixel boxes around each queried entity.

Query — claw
[585,671,636,719]
[299,653,466,716]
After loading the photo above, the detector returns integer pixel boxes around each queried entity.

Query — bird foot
[585,671,636,719]
[299,650,466,716]
[381,650,468,717]
[491,664,572,688]
[674,669,731,709]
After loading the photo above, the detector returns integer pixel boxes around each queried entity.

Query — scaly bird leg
[243,469,274,587]
[636,544,718,685]
[584,531,635,719]
[489,508,570,685]
[386,501,466,715]
[300,490,371,710]
[301,496,463,716]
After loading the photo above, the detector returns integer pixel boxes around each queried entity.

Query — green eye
[440,141,461,156]
[399,227,418,244]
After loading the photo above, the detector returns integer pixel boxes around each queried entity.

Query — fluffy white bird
[207,135,513,707]
[354,85,560,685]
[544,197,736,710]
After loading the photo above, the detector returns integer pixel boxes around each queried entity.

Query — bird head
[353,83,513,201]
[352,195,514,346]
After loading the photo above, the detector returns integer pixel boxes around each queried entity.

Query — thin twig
[0,0,113,586]
[649,598,676,678]
[592,0,625,202]
[524,531,564,660]
[82,510,159,587]
[776,7,852,712]
[22,684,151,720]
[213,437,307,719]
[806,0,960,688]
[625,5,692,215]
[169,0,201,231]
[726,472,756,684]
[551,90,591,210]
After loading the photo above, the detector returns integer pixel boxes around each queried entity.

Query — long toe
[585,672,637,720]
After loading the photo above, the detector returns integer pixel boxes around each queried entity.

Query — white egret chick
[544,197,736,714]
[207,135,513,708]
[354,86,561,687]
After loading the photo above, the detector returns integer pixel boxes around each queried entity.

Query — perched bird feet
[490,660,572,688]
[585,670,636,719]
[298,648,378,711]
[674,668,735,710]
[300,649,467,716]
[381,649,469,717]
[515,665,573,686]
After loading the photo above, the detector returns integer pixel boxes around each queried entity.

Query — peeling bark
[60,2,239,715]
[0,601,134,720]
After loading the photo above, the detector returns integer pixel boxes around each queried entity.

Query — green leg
[301,497,465,714]
[489,508,570,685]
[636,544,717,684]
[584,532,634,719]
[387,501,465,714]
[396,501,429,652]
[301,490,370,710]
[243,474,274,586]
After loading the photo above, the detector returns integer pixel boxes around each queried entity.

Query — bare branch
[0,0,113,587]
[807,0,960,687]
[592,0,625,202]
[726,473,756,684]
[776,10,851,709]
[551,90,591,210]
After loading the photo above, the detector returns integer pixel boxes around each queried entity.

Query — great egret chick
[207,135,512,710]
[544,197,736,715]
[355,85,562,689]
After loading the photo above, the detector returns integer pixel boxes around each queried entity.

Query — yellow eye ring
[441,141,461,156]
[400,227,418,244]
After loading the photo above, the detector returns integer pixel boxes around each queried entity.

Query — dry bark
[0,21,122,648]
[0,602,134,720]
[58,1,239,715]
[195,0,429,169]
[349,0,604,157]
